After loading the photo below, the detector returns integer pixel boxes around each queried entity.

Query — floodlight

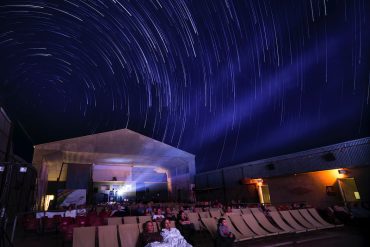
[19,167,28,173]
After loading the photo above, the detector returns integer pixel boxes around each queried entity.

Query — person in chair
[139,221,163,247]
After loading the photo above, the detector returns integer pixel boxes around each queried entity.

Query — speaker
[322,152,336,162]
[266,163,275,170]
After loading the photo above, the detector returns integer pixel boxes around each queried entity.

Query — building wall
[265,170,342,208]
[195,138,370,206]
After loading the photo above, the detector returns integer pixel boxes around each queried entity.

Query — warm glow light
[44,194,55,210]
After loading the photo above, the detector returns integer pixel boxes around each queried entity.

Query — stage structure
[32,129,195,209]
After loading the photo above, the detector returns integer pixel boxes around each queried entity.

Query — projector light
[20,167,28,173]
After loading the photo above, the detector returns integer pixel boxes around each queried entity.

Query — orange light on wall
[256,178,263,186]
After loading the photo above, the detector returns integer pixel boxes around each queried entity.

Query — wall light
[338,169,348,175]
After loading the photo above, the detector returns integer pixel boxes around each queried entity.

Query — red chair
[89,216,103,226]
[53,214,62,225]
[41,216,56,233]
[22,216,40,239]
[59,217,74,233]
[76,216,87,227]
[62,224,77,245]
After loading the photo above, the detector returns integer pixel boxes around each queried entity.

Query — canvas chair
[201,218,218,239]
[250,208,288,234]
[241,213,276,237]
[118,224,140,247]
[228,214,256,239]
[123,216,137,224]
[223,217,253,241]
[289,210,316,230]
[278,210,309,232]
[107,217,123,225]
[299,209,334,229]
[268,211,297,233]
[199,211,211,219]
[138,216,152,223]
[98,225,119,247]
[209,210,222,219]
[187,212,202,231]
[307,208,341,227]
[73,226,96,247]
[241,208,251,215]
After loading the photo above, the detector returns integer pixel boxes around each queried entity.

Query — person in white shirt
[65,205,77,218]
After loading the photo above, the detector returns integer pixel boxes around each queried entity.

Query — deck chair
[241,213,276,237]
[209,210,221,218]
[118,224,140,247]
[232,208,242,215]
[201,218,218,239]
[250,208,288,234]
[199,211,211,219]
[107,217,123,225]
[268,211,297,233]
[73,226,96,247]
[307,208,341,227]
[299,209,334,229]
[224,217,253,241]
[289,210,316,230]
[187,212,202,231]
[228,214,256,239]
[138,216,152,223]
[241,208,251,215]
[278,210,309,232]
[194,207,202,213]
[123,216,137,224]
[266,206,277,212]
[98,225,119,247]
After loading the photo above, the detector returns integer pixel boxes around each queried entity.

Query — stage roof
[33,129,195,181]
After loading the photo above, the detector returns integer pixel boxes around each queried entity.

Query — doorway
[337,178,361,204]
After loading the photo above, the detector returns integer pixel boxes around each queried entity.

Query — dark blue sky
[1,0,369,172]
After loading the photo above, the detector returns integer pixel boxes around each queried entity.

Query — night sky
[0,0,369,172]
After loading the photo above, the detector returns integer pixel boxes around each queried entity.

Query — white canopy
[33,129,195,202]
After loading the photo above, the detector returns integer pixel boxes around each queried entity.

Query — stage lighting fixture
[19,167,27,173]
[0,166,4,172]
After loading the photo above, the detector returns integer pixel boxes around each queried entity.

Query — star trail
[0,0,369,172]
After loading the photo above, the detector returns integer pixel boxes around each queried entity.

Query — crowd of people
[41,200,370,247]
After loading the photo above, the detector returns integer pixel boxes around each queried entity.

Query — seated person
[160,219,192,247]
[111,204,126,217]
[164,207,176,221]
[176,210,195,244]
[65,205,77,218]
[98,206,110,218]
[223,206,233,215]
[216,218,235,247]
[152,208,165,222]
[139,221,163,247]
[76,205,87,216]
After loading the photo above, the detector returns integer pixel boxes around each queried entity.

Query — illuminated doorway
[258,185,271,204]
[337,178,361,204]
